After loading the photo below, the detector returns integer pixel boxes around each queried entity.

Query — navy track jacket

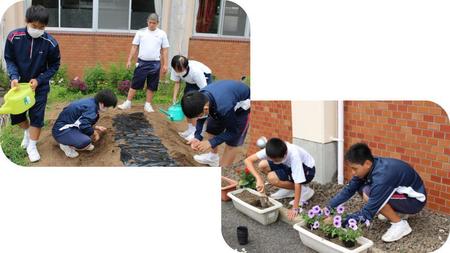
[52,98,100,137]
[194,80,251,148]
[4,27,60,92]
[328,157,427,223]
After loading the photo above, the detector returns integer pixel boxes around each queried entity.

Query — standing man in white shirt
[244,138,316,220]
[118,13,170,112]
[170,55,213,141]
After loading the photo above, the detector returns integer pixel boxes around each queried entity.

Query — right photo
[222,101,450,253]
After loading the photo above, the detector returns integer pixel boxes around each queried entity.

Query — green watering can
[159,102,185,121]
[0,83,36,115]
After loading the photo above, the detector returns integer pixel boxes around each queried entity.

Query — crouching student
[325,143,427,242]
[170,55,212,141]
[244,138,316,220]
[181,80,250,167]
[52,90,117,158]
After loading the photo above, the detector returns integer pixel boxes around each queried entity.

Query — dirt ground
[34,102,248,167]
[222,166,450,253]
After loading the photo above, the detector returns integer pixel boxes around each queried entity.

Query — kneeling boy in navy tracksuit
[326,143,427,242]
[52,90,117,158]
[4,5,60,162]
[181,80,250,167]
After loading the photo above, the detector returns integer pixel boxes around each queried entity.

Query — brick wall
[188,37,250,80]
[50,32,134,79]
[247,101,293,155]
[344,101,450,214]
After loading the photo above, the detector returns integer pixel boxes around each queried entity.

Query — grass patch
[0,124,29,166]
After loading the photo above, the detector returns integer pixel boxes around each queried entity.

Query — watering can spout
[158,104,185,121]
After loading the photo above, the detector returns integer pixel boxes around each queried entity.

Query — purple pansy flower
[324,207,330,217]
[312,205,321,214]
[312,221,320,230]
[308,210,315,218]
[333,215,342,222]
[337,204,345,214]
[349,223,358,231]
[365,220,371,228]
[348,218,357,225]
[333,220,342,228]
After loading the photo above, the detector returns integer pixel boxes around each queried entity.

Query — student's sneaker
[85,144,95,151]
[289,186,315,206]
[59,144,79,158]
[179,127,195,138]
[26,145,41,162]
[184,132,195,142]
[194,152,219,167]
[144,102,154,112]
[381,220,412,242]
[118,100,132,110]
[270,189,295,200]
[21,134,30,149]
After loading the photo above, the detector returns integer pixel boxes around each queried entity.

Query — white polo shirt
[132,27,170,61]
[256,142,315,184]
[170,60,212,89]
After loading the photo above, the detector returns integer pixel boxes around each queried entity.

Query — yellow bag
[0,83,36,115]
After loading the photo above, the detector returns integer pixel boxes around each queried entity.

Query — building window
[195,0,249,38]
[31,0,160,31]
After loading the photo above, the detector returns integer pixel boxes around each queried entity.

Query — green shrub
[84,64,108,92]
[50,65,69,86]
[0,63,10,90]
[108,63,134,87]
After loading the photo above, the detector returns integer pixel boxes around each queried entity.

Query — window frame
[29,0,163,33]
[193,0,250,39]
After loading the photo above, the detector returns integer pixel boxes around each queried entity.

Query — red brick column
[344,101,450,214]
[247,101,292,156]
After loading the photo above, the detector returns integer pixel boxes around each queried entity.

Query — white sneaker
[194,153,220,167]
[26,145,41,162]
[289,186,315,206]
[118,100,131,110]
[179,127,195,138]
[270,188,295,200]
[382,220,412,242]
[59,144,79,158]
[21,134,30,149]
[184,132,195,142]
[85,144,95,151]
[144,102,154,112]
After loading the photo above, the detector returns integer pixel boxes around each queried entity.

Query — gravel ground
[222,164,450,253]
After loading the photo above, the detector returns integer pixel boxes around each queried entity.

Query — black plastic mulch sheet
[113,112,178,167]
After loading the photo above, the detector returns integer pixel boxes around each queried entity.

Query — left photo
[0,0,251,167]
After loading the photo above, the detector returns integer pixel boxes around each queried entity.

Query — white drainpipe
[331,100,344,185]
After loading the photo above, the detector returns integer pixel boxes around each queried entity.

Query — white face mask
[27,26,44,38]
[179,70,187,76]
[99,103,109,112]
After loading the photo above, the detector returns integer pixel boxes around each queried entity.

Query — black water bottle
[237,226,249,245]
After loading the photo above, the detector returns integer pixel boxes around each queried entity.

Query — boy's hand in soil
[256,178,265,193]
[92,130,101,142]
[95,125,107,133]
[29,79,38,91]
[195,140,211,152]
[10,79,19,90]
[323,216,333,225]
[288,208,300,220]
[187,138,200,150]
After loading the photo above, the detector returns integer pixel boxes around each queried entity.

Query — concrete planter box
[293,222,373,253]
[221,176,238,201]
[227,188,283,225]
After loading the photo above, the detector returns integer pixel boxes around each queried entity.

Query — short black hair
[265,138,287,159]
[181,91,208,118]
[95,89,117,108]
[26,5,49,25]
[171,55,189,72]
[345,143,374,165]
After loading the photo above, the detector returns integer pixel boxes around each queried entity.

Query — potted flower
[300,205,323,228]
[238,167,256,190]
[338,218,362,248]
[320,207,342,239]
[221,176,238,201]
